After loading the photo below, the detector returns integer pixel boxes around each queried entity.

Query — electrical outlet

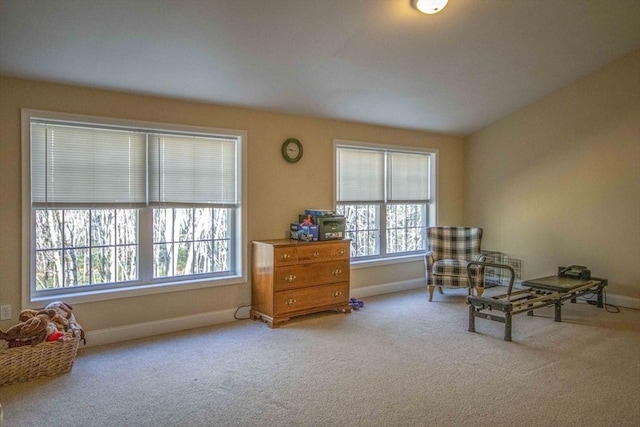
[0,304,11,320]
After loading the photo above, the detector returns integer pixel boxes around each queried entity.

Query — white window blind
[336,147,384,202]
[31,122,147,207]
[31,121,240,208]
[336,146,431,203]
[388,152,430,202]
[148,133,238,206]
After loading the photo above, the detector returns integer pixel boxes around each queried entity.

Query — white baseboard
[83,281,426,348]
[83,307,241,349]
[351,280,640,309]
[603,293,640,310]
[83,280,638,348]
[350,278,425,299]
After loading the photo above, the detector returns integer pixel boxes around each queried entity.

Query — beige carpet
[1,288,639,427]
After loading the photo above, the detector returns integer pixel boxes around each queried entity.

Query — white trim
[333,138,438,156]
[604,294,640,310]
[22,109,245,139]
[81,281,429,349]
[332,138,438,261]
[81,306,245,348]
[350,278,425,299]
[21,110,33,309]
[21,109,248,306]
[431,147,439,225]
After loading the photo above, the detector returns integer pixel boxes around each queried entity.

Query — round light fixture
[412,0,449,14]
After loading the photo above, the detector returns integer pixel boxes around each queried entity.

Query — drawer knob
[285,298,297,306]
[312,251,320,257]
[332,269,342,276]
[333,291,342,298]
[281,253,291,260]
[285,274,297,283]
[338,249,345,255]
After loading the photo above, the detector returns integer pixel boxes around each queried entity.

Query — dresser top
[252,239,349,248]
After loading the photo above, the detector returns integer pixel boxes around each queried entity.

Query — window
[23,110,246,302]
[335,141,436,261]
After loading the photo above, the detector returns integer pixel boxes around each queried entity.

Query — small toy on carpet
[349,298,364,310]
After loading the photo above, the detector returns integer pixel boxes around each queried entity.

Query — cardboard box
[304,209,335,218]
[289,223,318,241]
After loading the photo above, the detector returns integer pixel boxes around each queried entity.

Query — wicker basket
[0,333,80,386]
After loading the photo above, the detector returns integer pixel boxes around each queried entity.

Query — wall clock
[281,138,303,163]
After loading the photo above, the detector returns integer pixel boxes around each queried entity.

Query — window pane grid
[153,207,231,279]
[35,209,139,290]
[337,204,380,257]
[386,204,427,254]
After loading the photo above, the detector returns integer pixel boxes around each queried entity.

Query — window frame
[333,139,437,265]
[21,109,248,306]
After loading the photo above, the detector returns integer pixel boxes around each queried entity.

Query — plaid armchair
[424,227,486,301]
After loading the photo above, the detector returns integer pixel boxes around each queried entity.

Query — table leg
[597,286,604,308]
[504,313,512,342]
[468,304,476,332]
[554,301,562,322]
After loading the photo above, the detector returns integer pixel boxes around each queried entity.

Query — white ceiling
[1,0,639,135]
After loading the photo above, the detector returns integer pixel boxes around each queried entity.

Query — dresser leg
[338,305,352,313]
[272,318,290,328]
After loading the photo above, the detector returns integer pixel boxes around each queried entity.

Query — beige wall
[0,77,465,333]
[465,49,640,307]
[4,48,635,338]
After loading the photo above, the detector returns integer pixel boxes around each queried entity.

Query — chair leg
[428,285,435,301]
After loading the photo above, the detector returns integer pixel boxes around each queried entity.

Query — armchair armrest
[474,253,487,262]
[425,251,435,268]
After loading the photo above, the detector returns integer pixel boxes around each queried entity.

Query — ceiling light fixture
[412,0,449,15]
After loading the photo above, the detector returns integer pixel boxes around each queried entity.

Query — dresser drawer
[275,282,349,315]
[274,240,349,266]
[274,246,298,266]
[296,241,349,263]
[274,260,349,291]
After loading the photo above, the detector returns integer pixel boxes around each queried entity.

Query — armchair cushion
[432,259,472,277]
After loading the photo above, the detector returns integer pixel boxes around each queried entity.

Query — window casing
[22,110,247,303]
[334,140,437,261]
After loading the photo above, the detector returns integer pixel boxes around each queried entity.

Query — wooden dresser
[251,239,351,328]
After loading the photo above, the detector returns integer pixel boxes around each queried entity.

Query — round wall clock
[281,138,303,163]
